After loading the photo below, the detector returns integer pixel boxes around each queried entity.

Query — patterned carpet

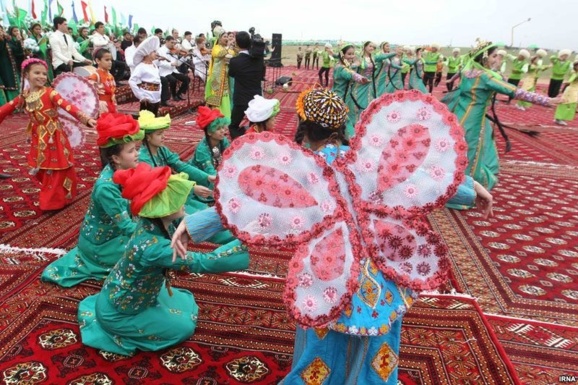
[1,67,577,384]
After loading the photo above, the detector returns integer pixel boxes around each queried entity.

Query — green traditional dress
[332,63,367,139]
[78,218,250,356]
[555,73,578,122]
[139,145,209,213]
[383,56,404,94]
[449,69,549,189]
[189,136,230,202]
[0,38,21,101]
[41,165,136,287]
[347,54,388,126]
[405,57,428,93]
[374,53,398,95]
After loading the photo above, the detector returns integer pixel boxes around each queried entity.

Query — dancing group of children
[0,35,568,383]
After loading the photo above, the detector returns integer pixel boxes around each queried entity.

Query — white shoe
[555,120,568,126]
[515,105,526,111]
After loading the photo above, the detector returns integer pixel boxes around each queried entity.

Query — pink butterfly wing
[215,132,344,246]
[336,90,468,216]
[284,220,362,328]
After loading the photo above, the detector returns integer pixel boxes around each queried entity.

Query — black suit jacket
[228,52,266,106]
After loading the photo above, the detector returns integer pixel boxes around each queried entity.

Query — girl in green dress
[554,61,578,125]
[448,40,556,190]
[405,47,428,93]
[0,26,22,102]
[41,113,145,287]
[205,29,233,118]
[332,43,369,139]
[78,163,250,356]
[137,110,214,213]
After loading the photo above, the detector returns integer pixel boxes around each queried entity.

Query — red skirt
[35,167,77,210]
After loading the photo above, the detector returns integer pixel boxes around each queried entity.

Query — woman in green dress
[448,41,555,190]
[554,61,578,126]
[205,29,233,118]
[78,163,250,356]
[24,23,54,82]
[405,47,428,93]
[332,43,369,139]
[0,26,22,102]
[41,113,144,287]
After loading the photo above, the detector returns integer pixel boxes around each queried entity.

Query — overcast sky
[6,0,576,50]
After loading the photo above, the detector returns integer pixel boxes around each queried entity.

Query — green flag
[57,0,63,16]
[68,19,78,35]
[41,0,48,25]
[111,6,117,26]
[132,23,139,35]
[15,7,28,29]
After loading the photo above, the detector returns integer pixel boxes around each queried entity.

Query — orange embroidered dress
[89,69,117,113]
[0,87,89,210]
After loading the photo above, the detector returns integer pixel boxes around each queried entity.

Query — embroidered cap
[296,88,348,130]
[96,113,144,148]
[113,163,195,218]
[245,95,280,123]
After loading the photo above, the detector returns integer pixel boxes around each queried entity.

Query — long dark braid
[99,144,124,170]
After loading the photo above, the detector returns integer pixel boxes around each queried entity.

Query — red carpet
[0,246,520,384]
[2,68,578,384]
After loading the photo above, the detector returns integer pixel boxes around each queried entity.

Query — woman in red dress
[0,58,97,210]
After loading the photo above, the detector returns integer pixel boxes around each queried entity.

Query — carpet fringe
[0,244,67,255]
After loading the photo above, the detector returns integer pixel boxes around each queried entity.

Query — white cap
[559,49,572,58]
[452,48,461,54]
[324,43,333,49]
[536,49,547,58]
[518,49,530,59]
[497,49,507,57]
[133,36,160,67]
[244,95,280,123]
[431,43,441,49]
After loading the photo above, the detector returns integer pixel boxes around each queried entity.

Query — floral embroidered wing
[53,73,99,148]
[333,90,468,290]
[215,132,362,327]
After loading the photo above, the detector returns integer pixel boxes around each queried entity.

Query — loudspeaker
[269,33,283,67]
[275,76,292,86]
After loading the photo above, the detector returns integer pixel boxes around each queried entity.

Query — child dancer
[89,48,117,113]
[0,58,96,211]
[42,113,144,287]
[78,163,250,356]
[137,110,215,213]
[554,60,578,126]
[244,95,280,134]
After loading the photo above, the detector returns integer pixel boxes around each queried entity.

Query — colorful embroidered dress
[383,56,404,94]
[280,144,416,385]
[205,44,233,118]
[0,87,89,210]
[78,218,250,356]
[0,37,21,101]
[89,69,117,113]
[517,62,546,108]
[41,165,136,286]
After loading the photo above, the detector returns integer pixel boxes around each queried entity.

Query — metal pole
[510,18,531,47]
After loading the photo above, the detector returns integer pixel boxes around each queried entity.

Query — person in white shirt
[125,35,141,74]
[49,16,92,76]
[91,21,128,81]
[192,36,211,82]
[129,36,162,115]
[181,31,194,52]
[156,36,190,105]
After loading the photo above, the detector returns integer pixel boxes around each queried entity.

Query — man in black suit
[228,31,266,139]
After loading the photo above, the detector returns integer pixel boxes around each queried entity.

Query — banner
[71,0,78,23]
[80,0,88,22]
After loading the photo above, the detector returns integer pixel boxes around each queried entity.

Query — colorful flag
[80,0,88,22]
[48,0,53,20]
[56,0,63,16]
[88,0,95,25]
[15,6,28,28]
[132,23,139,34]
[71,0,78,23]
[128,14,133,29]
[103,6,108,23]
[31,0,38,19]
[120,12,125,26]
[40,0,48,26]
